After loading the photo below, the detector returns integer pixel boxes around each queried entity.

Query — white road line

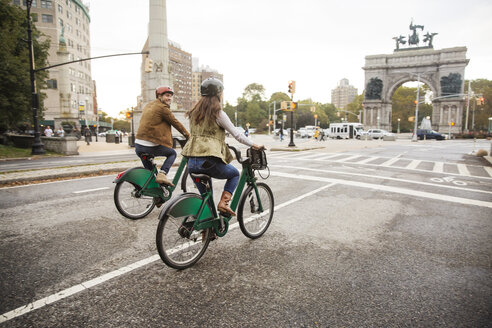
[355,156,378,164]
[270,170,492,208]
[406,160,422,170]
[457,164,471,176]
[270,164,492,196]
[380,157,401,167]
[433,162,444,173]
[334,155,362,162]
[72,187,110,194]
[484,166,492,178]
[0,183,336,324]
[317,154,344,160]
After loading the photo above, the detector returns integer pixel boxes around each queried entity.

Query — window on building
[14,0,20,5]
[58,18,63,28]
[70,83,76,92]
[47,79,58,89]
[67,11,72,19]
[22,0,36,6]
[41,14,53,23]
[58,4,63,13]
[31,13,38,22]
[41,0,52,9]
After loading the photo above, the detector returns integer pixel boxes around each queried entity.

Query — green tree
[0,0,50,133]
[242,83,265,102]
[465,79,492,131]
[391,86,432,132]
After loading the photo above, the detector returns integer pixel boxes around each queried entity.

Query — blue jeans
[186,156,239,195]
[135,143,176,174]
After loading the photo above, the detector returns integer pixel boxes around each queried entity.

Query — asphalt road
[0,141,491,327]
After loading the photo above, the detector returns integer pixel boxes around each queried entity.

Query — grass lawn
[0,144,61,159]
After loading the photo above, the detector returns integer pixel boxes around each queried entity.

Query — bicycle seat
[190,173,211,186]
[138,152,155,160]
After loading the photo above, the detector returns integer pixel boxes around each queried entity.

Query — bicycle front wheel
[114,181,155,219]
[237,182,274,239]
[156,193,211,270]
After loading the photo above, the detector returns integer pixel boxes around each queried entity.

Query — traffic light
[414,100,418,105]
[292,102,297,110]
[480,97,484,105]
[451,122,455,126]
[288,80,296,94]
[125,111,133,119]
[144,58,153,73]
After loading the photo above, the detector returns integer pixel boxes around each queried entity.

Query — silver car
[366,129,394,139]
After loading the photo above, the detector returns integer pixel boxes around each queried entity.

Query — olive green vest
[181,117,234,164]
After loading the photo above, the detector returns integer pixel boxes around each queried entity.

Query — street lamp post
[26,0,45,154]
[397,118,401,134]
[131,106,135,147]
[412,73,422,142]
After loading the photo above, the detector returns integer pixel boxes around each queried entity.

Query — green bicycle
[113,139,196,219]
[156,145,274,269]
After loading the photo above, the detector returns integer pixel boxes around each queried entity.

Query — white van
[328,123,364,139]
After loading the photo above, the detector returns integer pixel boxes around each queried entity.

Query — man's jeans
[187,156,239,196]
[135,143,176,174]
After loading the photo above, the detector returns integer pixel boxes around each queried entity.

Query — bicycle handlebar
[227,144,248,164]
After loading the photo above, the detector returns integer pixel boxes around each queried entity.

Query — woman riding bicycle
[181,78,264,216]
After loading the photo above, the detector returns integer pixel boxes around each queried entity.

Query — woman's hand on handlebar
[252,143,265,150]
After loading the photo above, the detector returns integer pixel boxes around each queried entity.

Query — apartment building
[331,78,358,109]
[168,41,192,111]
[191,61,224,108]
[13,0,97,129]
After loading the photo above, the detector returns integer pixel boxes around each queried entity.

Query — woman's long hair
[186,95,222,125]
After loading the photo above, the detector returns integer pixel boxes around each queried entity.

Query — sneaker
[155,172,174,187]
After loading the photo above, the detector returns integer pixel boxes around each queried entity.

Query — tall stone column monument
[135,0,177,134]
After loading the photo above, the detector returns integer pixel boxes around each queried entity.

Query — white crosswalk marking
[406,160,421,170]
[380,157,401,167]
[457,164,471,176]
[334,155,362,162]
[317,154,343,160]
[433,162,444,173]
[266,151,491,179]
[355,156,379,164]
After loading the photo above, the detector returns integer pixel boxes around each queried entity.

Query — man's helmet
[201,78,224,97]
[155,86,174,98]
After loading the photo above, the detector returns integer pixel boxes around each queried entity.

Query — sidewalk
[0,134,425,186]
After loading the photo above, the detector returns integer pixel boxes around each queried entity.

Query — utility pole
[26,0,45,154]
[287,81,296,147]
[464,80,471,133]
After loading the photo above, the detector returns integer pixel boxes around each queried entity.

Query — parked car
[98,132,106,137]
[416,129,445,140]
[366,129,394,139]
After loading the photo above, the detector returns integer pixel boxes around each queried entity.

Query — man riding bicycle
[135,86,190,187]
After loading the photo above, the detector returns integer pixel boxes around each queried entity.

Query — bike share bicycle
[156,145,274,269]
[113,139,195,219]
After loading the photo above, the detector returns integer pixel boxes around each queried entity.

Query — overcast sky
[88,0,492,117]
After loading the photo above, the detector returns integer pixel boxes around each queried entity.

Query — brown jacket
[136,100,189,148]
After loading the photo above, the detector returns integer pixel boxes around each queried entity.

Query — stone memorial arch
[362,22,469,133]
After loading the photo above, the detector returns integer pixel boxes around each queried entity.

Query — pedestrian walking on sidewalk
[84,127,91,145]
[182,78,264,216]
[279,127,284,141]
[135,86,190,187]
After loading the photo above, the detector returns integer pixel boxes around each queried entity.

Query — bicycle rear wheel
[156,193,211,269]
[114,181,155,219]
[237,182,274,239]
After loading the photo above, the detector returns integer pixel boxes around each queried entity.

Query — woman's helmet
[155,86,174,98]
[201,78,224,96]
